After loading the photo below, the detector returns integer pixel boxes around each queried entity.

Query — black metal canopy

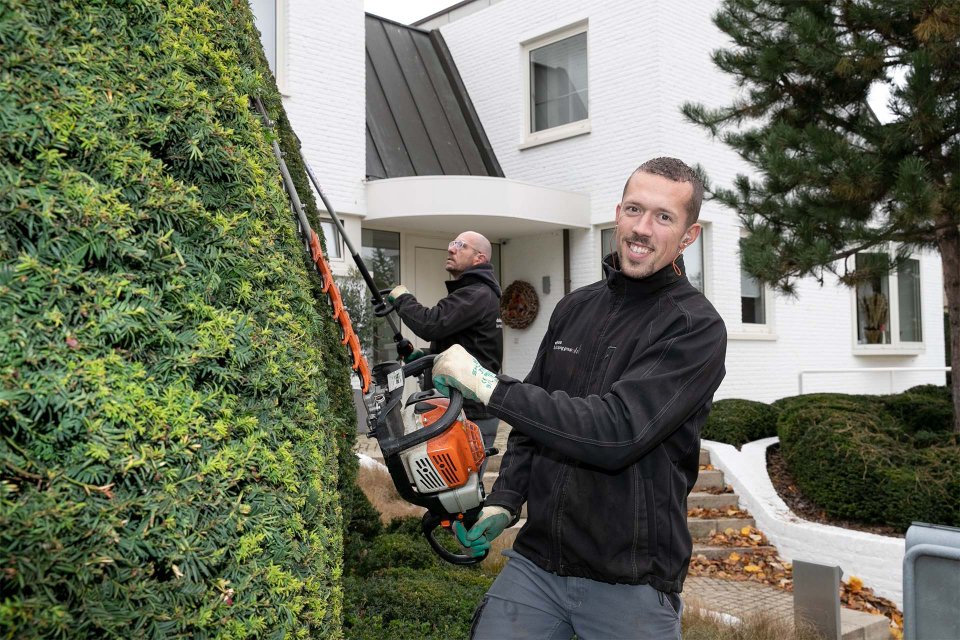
[365,14,503,180]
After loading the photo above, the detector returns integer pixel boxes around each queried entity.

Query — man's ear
[615,202,622,223]
[681,223,702,248]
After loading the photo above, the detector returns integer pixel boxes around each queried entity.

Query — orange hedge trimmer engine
[366,357,491,564]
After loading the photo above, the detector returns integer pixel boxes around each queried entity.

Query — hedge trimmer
[252,96,491,564]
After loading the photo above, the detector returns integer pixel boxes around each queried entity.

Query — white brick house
[253,0,948,401]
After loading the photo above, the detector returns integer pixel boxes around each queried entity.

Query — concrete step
[839,608,892,640]
[693,469,725,491]
[688,491,740,510]
[688,516,756,541]
[699,448,711,466]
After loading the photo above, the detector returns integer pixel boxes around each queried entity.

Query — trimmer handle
[373,288,398,317]
[372,289,414,358]
[421,511,488,566]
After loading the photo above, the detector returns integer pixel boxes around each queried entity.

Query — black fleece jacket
[394,262,503,420]
[484,255,726,592]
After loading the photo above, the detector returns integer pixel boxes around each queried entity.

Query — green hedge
[878,385,954,444]
[343,518,494,640]
[1,1,361,637]
[775,392,959,530]
[702,399,779,448]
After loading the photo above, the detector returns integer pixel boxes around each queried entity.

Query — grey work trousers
[471,550,682,640]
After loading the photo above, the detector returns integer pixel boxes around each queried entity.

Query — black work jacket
[485,255,727,592]
[394,263,503,420]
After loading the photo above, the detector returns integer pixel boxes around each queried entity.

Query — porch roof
[364,175,590,239]
[365,14,502,180]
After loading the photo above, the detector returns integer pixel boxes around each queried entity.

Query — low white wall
[702,437,905,607]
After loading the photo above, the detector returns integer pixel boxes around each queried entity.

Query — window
[361,229,400,364]
[599,227,705,293]
[741,268,765,324]
[738,235,774,334]
[854,252,922,347]
[522,23,589,148]
[488,243,502,285]
[250,0,287,92]
[320,220,342,260]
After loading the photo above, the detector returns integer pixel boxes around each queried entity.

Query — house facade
[253,0,947,402]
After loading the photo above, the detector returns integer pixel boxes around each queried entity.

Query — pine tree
[683,0,959,433]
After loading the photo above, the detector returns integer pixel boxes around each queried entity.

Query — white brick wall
[438,0,947,400]
[282,0,366,217]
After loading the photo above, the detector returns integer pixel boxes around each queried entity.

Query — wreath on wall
[500,280,539,329]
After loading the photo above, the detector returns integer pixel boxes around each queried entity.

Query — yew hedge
[1,1,361,637]
[775,392,958,531]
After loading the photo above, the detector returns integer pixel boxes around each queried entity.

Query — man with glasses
[430,159,727,639]
[387,231,503,450]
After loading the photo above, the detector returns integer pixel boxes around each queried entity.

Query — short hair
[621,157,704,225]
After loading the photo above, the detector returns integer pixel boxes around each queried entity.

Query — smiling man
[431,158,727,640]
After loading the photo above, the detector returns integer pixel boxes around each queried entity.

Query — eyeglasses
[448,239,473,251]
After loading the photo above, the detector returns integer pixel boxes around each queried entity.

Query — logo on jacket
[553,340,580,354]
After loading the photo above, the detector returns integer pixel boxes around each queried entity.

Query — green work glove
[452,506,513,557]
[387,284,410,303]
[432,344,498,404]
[403,348,425,364]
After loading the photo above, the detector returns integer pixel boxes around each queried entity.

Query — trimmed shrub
[879,386,954,440]
[343,517,496,639]
[1,1,364,637]
[776,395,959,530]
[702,399,779,448]
[344,566,493,640]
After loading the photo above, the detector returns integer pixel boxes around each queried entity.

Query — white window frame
[851,246,925,356]
[520,21,590,150]
[319,218,343,263]
[252,0,288,95]
[731,229,776,341]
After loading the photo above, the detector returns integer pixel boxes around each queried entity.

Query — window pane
[530,32,588,132]
[488,243,501,284]
[740,274,765,324]
[361,229,401,363]
[855,253,890,344]
[740,239,764,324]
[684,234,704,293]
[898,258,922,342]
[250,0,277,73]
[601,228,616,260]
[320,220,341,259]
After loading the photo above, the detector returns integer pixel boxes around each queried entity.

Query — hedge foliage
[343,518,494,640]
[1,1,363,637]
[701,398,779,448]
[775,391,958,531]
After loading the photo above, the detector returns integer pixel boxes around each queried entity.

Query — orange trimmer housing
[417,399,486,488]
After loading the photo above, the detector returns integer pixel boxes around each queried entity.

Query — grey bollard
[903,522,960,640]
[793,559,843,640]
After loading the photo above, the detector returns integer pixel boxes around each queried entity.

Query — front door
[403,234,453,351]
